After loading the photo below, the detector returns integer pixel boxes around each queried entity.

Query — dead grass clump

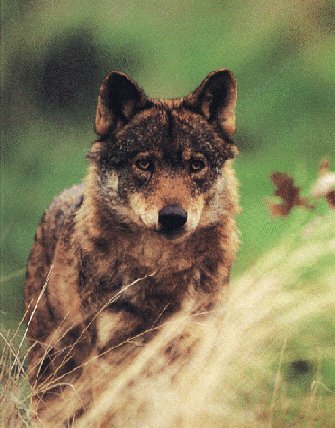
[0,330,30,427]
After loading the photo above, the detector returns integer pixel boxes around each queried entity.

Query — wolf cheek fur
[24,68,240,414]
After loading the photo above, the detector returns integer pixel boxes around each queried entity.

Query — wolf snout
[158,205,187,233]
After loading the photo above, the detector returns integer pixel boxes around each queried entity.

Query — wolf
[24,68,239,421]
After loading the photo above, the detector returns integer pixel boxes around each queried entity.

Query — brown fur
[24,68,239,422]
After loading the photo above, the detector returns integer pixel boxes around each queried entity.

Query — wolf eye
[135,159,153,171]
[190,158,206,173]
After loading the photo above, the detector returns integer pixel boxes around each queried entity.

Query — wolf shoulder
[41,183,84,241]
[24,184,84,325]
[27,183,85,269]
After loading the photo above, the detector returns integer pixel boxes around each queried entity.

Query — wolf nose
[158,205,187,232]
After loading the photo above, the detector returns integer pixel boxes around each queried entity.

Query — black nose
[158,205,187,232]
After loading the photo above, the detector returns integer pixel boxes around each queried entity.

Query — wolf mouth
[156,226,187,240]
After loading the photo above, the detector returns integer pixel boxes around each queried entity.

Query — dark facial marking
[166,108,174,142]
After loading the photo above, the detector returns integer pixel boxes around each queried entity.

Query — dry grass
[1,213,335,427]
[0,328,31,426]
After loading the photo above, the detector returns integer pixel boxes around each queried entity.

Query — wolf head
[87,69,238,240]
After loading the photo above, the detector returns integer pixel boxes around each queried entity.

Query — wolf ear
[186,69,237,135]
[95,71,147,137]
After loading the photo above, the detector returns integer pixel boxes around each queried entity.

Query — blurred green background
[1,0,334,327]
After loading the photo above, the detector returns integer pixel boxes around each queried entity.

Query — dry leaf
[268,172,314,217]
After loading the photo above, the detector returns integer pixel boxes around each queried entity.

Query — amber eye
[135,159,153,171]
[190,158,206,173]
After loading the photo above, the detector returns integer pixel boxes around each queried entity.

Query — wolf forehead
[90,68,238,169]
[93,106,236,169]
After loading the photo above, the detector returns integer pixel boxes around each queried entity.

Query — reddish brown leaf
[268,172,314,217]
[326,191,335,209]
